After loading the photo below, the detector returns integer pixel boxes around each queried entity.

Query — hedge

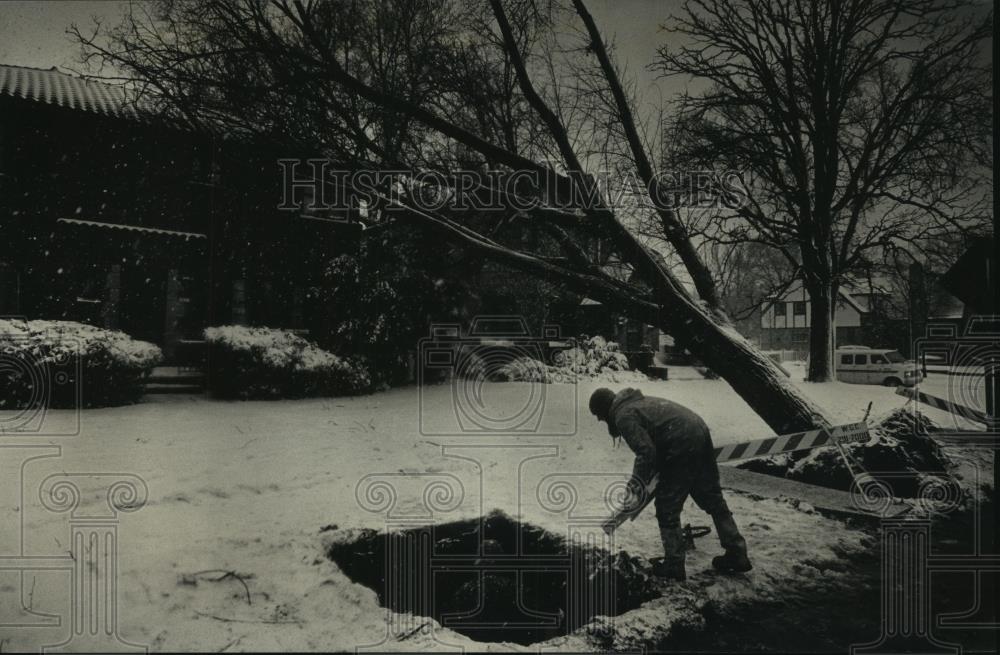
[204,325,372,399]
[0,319,162,408]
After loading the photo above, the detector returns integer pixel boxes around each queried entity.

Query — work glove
[622,478,646,510]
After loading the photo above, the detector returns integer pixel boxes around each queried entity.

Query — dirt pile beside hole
[738,408,954,497]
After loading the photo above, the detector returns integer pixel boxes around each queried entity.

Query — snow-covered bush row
[492,356,579,383]
[464,336,650,384]
[204,325,372,399]
[552,336,632,375]
[0,319,162,408]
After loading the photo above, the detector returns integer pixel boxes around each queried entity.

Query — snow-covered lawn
[0,371,967,651]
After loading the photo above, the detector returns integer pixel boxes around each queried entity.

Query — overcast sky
[0,2,682,69]
[0,0,685,100]
[0,0,987,142]
[0,1,128,70]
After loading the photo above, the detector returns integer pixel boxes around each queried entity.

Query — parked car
[835,345,923,387]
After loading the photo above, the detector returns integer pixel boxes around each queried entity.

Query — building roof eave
[57,217,207,240]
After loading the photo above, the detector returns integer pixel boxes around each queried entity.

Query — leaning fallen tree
[78,0,833,434]
[300,0,832,434]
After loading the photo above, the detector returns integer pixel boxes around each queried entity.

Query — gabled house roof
[0,64,144,119]
[0,62,370,152]
[836,290,865,314]
[764,273,966,321]
[763,279,867,314]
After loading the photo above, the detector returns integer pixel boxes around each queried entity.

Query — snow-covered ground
[0,368,984,651]
[782,361,987,430]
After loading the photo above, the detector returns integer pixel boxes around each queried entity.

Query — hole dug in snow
[326,511,660,645]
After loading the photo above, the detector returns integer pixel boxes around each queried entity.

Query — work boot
[711,512,752,573]
[655,525,687,581]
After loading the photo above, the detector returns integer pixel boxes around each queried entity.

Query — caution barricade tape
[602,421,872,534]
[712,421,870,463]
[895,386,988,424]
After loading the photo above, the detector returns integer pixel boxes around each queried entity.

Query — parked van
[835,346,923,387]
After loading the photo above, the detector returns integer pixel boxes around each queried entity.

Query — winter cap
[588,387,616,420]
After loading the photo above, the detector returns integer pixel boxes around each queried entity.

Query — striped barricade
[713,421,870,464]
[896,386,988,425]
[602,421,871,534]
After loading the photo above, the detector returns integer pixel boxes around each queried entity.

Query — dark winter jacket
[607,388,710,488]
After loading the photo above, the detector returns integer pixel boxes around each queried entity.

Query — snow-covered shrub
[494,356,555,383]
[204,325,371,399]
[0,319,161,408]
[460,336,648,384]
[553,336,631,376]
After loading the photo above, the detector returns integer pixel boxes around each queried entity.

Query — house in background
[758,281,872,356]
[759,274,966,358]
[0,64,360,363]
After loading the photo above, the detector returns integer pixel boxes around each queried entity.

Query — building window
[771,301,787,318]
[793,301,806,316]
[231,279,247,325]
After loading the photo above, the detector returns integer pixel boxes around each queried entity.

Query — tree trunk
[654,297,831,434]
[908,262,927,358]
[807,282,835,382]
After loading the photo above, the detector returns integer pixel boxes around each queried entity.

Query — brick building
[0,64,358,362]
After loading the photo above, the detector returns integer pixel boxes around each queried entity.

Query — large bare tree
[656,0,993,381]
[75,0,835,433]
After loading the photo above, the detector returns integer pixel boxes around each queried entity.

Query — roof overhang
[57,218,207,240]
